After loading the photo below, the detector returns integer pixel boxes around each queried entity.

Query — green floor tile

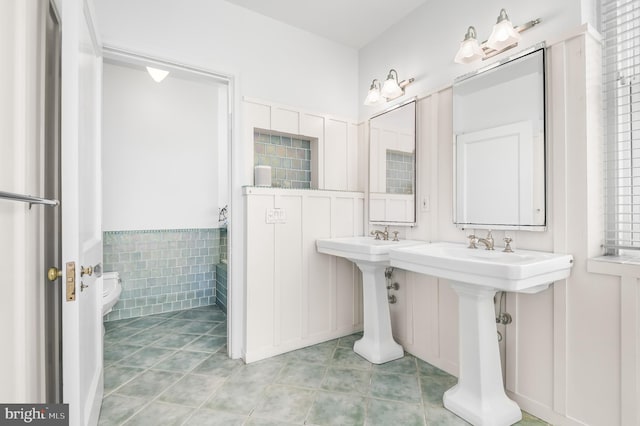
[321,367,371,395]
[366,398,426,426]
[252,385,315,424]
[307,391,366,426]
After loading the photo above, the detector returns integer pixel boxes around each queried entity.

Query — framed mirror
[453,46,546,230]
[369,98,417,225]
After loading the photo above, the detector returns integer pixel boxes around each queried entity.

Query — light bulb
[381,70,403,99]
[486,9,521,52]
[146,66,169,83]
[454,26,485,64]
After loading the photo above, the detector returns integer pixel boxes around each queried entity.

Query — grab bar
[0,190,59,208]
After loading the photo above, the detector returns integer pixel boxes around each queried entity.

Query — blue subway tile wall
[215,227,228,314]
[386,149,415,194]
[215,263,228,314]
[103,228,222,321]
[219,227,227,264]
[254,129,312,189]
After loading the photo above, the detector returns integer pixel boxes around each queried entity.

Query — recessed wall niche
[253,128,318,189]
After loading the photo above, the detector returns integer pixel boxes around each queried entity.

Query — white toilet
[102,271,122,317]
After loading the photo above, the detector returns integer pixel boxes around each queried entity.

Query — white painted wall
[102,61,222,231]
[94,0,358,119]
[359,0,584,121]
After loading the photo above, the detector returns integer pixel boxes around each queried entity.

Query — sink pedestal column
[444,281,522,426]
[352,261,404,364]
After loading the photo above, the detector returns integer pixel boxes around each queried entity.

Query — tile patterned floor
[99,305,548,426]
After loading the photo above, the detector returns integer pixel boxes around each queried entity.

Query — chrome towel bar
[0,190,59,208]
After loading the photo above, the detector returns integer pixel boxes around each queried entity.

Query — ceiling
[225,0,429,49]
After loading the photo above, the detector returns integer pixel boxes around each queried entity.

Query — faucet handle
[503,237,514,253]
[467,234,477,249]
[392,231,400,242]
[370,230,381,240]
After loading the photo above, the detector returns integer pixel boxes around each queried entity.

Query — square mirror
[453,47,546,230]
[369,99,417,225]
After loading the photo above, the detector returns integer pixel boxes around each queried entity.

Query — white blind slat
[602,0,640,253]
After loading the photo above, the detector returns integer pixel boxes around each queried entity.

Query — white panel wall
[324,119,349,190]
[305,195,333,336]
[102,62,223,231]
[272,107,300,135]
[243,187,365,362]
[379,28,628,426]
[243,98,360,192]
[347,123,359,191]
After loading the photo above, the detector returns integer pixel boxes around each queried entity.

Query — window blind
[602,0,640,252]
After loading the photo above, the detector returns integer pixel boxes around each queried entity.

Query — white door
[60,1,103,425]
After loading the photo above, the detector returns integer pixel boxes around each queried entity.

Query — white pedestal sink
[316,236,423,364]
[389,242,573,426]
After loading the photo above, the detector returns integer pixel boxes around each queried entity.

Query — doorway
[99,48,233,353]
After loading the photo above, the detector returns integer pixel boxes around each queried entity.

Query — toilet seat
[102,271,122,316]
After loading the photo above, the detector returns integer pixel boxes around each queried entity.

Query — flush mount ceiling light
[454,26,485,64]
[364,69,414,106]
[146,66,169,83]
[454,9,540,65]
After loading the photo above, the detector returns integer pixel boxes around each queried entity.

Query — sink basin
[316,236,423,263]
[316,236,424,364]
[389,241,574,425]
[389,242,573,293]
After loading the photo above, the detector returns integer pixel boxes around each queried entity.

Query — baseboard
[243,326,362,364]
[508,391,589,426]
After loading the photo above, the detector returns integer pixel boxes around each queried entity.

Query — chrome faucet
[477,230,495,250]
[370,226,389,241]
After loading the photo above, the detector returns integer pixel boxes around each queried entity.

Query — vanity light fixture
[364,69,414,106]
[146,66,169,83]
[381,69,404,99]
[364,79,383,106]
[487,9,521,51]
[454,9,540,65]
[454,26,485,64]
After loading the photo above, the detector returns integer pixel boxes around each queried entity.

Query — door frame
[99,46,240,357]
[43,0,63,403]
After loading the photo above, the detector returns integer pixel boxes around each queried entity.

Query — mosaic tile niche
[103,228,224,321]
[254,129,313,189]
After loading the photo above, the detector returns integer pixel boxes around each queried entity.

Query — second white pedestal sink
[316,236,423,364]
[389,242,573,426]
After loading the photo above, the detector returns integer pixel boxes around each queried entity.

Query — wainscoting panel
[244,187,365,362]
